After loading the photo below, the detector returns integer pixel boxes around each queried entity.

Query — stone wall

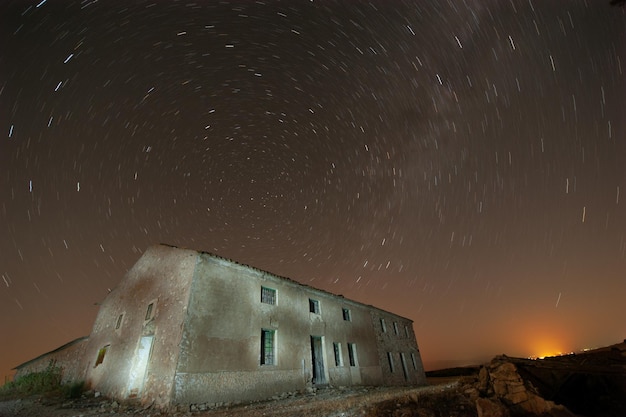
[371,311,426,386]
[14,337,88,384]
[82,245,197,408]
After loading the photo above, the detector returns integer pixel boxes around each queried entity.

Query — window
[405,326,410,338]
[342,308,351,321]
[94,345,109,367]
[145,302,154,321]
[400,353,409,380]
[393,321,399,335]
[115,314,123,330]
[380,318,387,333]
[261,286,276,305]
[261,329,275,365]
[347,343,357,367]
[309,299,320,314]
[333,342,343,366]
[411,353,418,370]
[387,352,395,373]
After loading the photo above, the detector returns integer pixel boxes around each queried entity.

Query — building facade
[15,244,426,408]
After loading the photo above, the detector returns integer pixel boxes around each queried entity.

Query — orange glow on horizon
[526,335,571,359]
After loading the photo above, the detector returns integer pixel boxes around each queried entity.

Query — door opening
[310,336,326,385]
[127,335,154,398]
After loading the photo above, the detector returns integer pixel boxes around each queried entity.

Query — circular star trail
[1,0,625,378]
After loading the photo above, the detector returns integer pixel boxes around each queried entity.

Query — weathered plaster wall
[174,253,396,406]
[371,311,426,386]
[14,337,88,384]
[83,245,197,408]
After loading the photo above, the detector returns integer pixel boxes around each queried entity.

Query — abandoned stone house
[14,244,426,408]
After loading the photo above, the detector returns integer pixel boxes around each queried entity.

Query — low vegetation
[0,361,85,400]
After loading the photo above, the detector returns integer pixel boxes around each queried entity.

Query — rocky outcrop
[466,356,575,416]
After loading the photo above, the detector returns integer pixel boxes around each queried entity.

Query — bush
[62,380,85,399]
[0,360,62,399]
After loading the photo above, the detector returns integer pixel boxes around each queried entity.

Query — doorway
[310,336,326,385]
[127,335,154,398]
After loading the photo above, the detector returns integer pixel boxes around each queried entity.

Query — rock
[477,366,490,394]
[94,391,101,398]
[476,397,509,417]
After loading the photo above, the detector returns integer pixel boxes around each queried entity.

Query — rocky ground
[4,346,625,417]
[0,380,461,417]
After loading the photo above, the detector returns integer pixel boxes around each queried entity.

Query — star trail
[1,0,625,380]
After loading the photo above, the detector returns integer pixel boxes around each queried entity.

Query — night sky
[1,0,625,381]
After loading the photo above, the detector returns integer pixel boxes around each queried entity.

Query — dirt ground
[0,379,459,417]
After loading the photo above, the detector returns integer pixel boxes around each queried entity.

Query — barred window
[261,287,276,305]
[261,329,275,365]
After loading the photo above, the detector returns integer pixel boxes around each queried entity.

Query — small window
[380,318,387,333]
[94,345,109,367]
[405,325,410,338]
[145,302,154,321]
[115,314,123,330]
[333,342,343,366]
[342,308,351,321]
[347,343,357,367]
[387,352,395,373]
[411,353,418,370]
[309,299,320,314]
[261,329,275,365]
[400,353,409,380]
[393,321,399,335]
[261,286,276,305]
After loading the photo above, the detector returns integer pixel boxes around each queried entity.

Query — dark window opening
[405,325,410,338]
[411,353,418,370]
[309,299,320,314]
[95,345,109,367]
[387,352,395,372]
[261,329,275,365]
[342,308,351,321]
[347,343,357,367]
[333,342,343,366]
[261,286,276,305]
[393,321,399,335]
[145,303,154,321]
[115,314,123,329]
[380,318,387,333]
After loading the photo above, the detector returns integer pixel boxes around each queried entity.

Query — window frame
[94,345,109,367]
[387,352,395,373]
[342,307,351,321]
[309,298,320,314]
[115,314,124,330]
[145,302,154,321]
[260,329,276,366]
[347,342,357,367]
[261,286,277,305]
[333,342,343,366]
